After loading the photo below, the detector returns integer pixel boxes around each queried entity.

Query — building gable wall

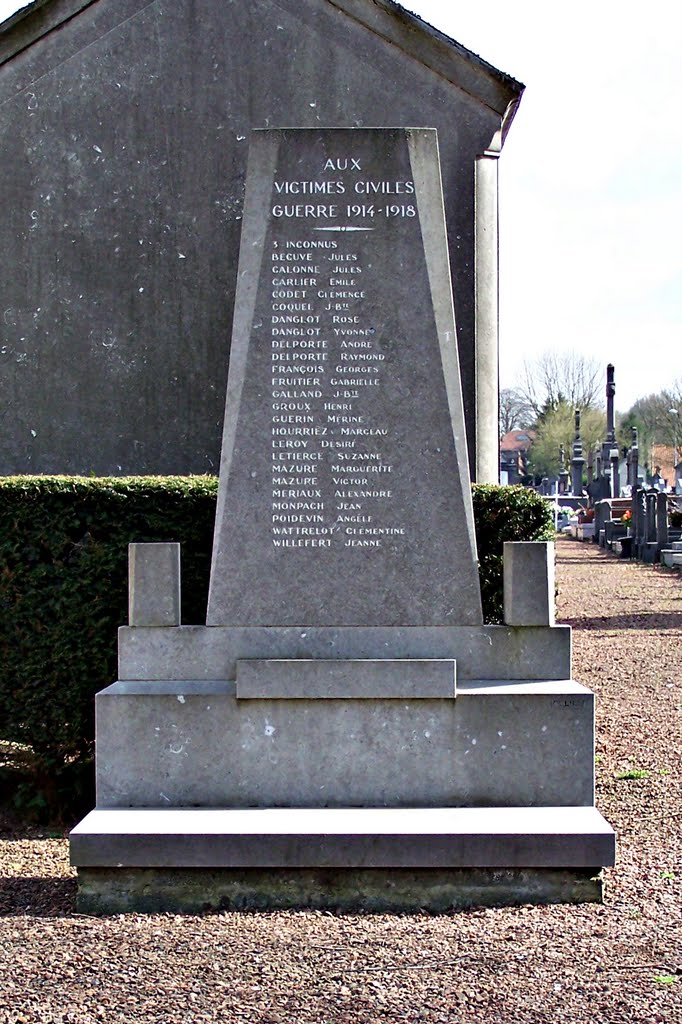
[0,0,517,474]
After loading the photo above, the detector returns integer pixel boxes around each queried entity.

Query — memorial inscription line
[267,156,415,551]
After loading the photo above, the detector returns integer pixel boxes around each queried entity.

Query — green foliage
[528,400,606,479]
[0,477,551,817]
[616,767,649,780]
[0,476,217,817]
[472,484,555,624]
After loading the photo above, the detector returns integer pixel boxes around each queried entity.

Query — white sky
[0,0,27,20]
[403,0,682,411]
[2,0,680,411]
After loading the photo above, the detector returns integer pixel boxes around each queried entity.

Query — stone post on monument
[571,409,585,497]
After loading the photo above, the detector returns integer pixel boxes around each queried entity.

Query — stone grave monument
[70,129,614,912]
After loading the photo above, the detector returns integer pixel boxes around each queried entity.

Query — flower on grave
[621,509,632,526]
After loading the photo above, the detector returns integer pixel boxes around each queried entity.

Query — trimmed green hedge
[0,476,218,815]
[0,477,552,816]
[472,483,555,623]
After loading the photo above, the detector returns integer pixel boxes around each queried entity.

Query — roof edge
[1,0,525,132]
[329,0,524,121]
[0,0,98,65]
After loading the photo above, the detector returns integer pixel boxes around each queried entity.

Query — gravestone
[571,409,585,497]
[70,129,614,913]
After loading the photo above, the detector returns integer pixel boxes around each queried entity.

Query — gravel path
[1,537,680,1023]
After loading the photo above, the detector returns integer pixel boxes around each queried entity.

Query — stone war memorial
[70,128,615,912]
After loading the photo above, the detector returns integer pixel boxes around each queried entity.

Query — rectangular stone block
[70,806,615,869]
[94,678,594,808]
[74,866,605,915]
[235,659,456,699]
[118,623,572,682]
[504,542,555,626]
[128,543,181,627]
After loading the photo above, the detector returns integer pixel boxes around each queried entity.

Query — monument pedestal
[90,673,595,809]
[70,129,613,909]
[70,570,614,912]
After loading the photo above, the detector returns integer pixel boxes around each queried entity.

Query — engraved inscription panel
[208,129,482,627]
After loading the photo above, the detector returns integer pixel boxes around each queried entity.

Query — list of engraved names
[268,155,416,551]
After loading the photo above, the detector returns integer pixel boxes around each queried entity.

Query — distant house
[649,444,682,493]
[500,429,535,485]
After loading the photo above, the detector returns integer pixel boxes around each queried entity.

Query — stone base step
[71,805,614,869]
[661,550,682,567]
[70,806,615,913]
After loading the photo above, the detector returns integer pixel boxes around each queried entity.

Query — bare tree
[519,352,603,417]
[622,380,682,456]
[499,387,534,437]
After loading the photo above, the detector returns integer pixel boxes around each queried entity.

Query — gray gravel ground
[1,537,680,1023]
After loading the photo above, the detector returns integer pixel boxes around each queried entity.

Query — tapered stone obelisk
[207,128,482,627]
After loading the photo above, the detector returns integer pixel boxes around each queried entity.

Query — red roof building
[500,429,536,484]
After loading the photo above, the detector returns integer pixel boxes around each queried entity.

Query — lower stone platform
[75,866,605,914]
[71,806,614,913]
